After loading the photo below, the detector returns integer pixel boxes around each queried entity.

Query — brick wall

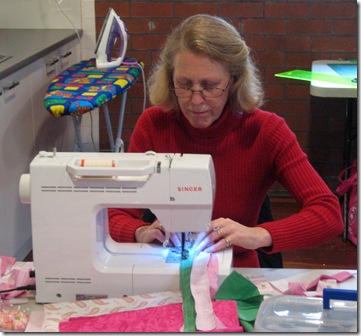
[94,0,357,194]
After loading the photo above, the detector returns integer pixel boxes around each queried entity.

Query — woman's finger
[204,236,231,253]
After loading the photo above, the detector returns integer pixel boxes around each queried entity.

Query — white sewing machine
[20,151,233,303]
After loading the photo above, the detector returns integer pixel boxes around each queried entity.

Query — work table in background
[0,29,80,80]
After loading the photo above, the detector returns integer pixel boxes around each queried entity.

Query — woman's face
[172,51,231,129]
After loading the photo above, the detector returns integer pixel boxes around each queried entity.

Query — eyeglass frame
[170,77,232,99]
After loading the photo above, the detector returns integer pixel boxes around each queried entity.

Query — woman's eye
[204,86,215,92]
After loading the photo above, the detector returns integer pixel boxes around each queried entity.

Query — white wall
[0,0,96,59]
[0,0,96,58]
[0,0,82,29]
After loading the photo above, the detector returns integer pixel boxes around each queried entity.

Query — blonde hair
[148,14,264,112]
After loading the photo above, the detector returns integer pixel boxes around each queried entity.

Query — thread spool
[78,159,115,167]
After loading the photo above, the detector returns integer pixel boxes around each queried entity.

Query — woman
[108,14,343,267]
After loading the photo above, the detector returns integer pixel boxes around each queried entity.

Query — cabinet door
[43,38,81,76]
[32,39,81,153]
[0,38,81,258]
[0,66,33,258]
[58,38,81,72]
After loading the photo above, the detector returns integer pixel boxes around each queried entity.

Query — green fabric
[180,255,196,332]
[215,271,264,332]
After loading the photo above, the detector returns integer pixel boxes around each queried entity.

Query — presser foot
[165,233,196,263]
[181,248,189,260]
[165,247,190,263]
[165,247,185,263]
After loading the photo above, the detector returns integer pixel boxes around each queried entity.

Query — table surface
[310,59,357,98]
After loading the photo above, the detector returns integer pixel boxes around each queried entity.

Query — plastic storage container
[254,289,357,332]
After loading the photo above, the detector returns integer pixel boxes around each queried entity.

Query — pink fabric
[283,282,308,295]
[271,271,355,296]
[307,271,355,291]
[0,257,16,277]
[59,300,241,332]
[190,253,218,331]
[0,267,35,300]
[208,254,219,298]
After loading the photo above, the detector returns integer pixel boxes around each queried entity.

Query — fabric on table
[0,257,16,277]
[180,253,196,332]
[58,300,241,332]
[284,282,308,296]
[270,271,356,296]
[215,271,264,332]
[190,253,232,331]
[184,251,242,332]
[44,58,143,117]
[306,271,355,291]
[190,252,217,331]
[0,266,35,300]
[42,291,184,332]
[58,253,242,333]
[207,254,220,298]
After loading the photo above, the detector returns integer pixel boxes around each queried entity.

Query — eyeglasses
[170,78,231,99]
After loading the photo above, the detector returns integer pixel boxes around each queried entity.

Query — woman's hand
[193,218,272,253]
[135,220,182,247]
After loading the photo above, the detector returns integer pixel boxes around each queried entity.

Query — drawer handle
[48,58,59,66]
[3,81,20,90]
[60,51,72,58]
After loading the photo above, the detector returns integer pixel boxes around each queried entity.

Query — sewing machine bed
[43,58,143,117]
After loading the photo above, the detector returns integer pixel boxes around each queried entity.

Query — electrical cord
[0,285,36,294]
[54,0,83,60]
[0,270,36,294]
[121,60,147,111]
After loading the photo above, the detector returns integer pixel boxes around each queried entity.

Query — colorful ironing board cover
[44,58,143,117]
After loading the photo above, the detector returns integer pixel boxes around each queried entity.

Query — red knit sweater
[108,106,343,267]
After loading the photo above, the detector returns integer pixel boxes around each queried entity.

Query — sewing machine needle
[181,232,188,259]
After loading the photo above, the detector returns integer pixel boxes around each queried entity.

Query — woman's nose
[190,89,206,104]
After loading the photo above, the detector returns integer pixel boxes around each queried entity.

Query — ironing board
[44,58,143,152]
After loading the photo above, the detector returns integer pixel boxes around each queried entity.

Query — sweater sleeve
[108,208,147,242]
[259,114,343,253]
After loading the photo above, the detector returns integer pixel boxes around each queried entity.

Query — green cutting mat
[275,69,357,87]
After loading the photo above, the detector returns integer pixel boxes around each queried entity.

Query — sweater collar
[176,106,243,140]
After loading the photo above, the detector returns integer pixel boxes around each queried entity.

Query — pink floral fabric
[59,300,242,332]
